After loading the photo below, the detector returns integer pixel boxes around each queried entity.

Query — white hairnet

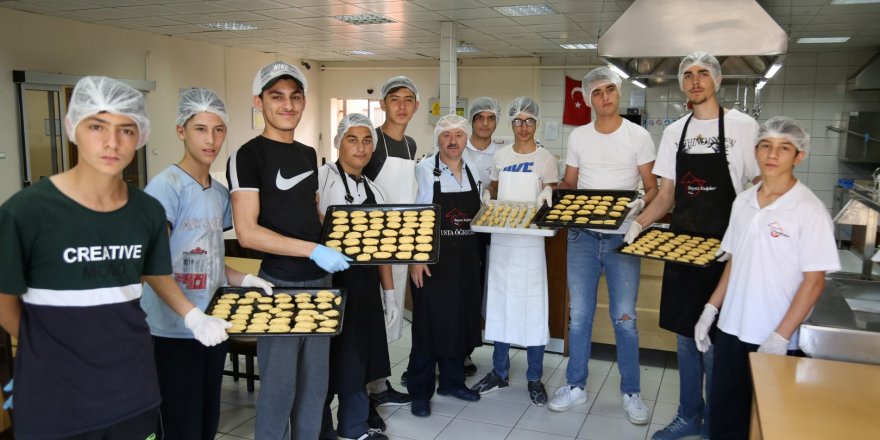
[176,88,228,127]
[381,76,419,101]
[253,61,307,96]
[433,113,472,149]
[678,50,722,92]
[758,116,810,152]
[583,67,622,104]
[65,76,150,149]
[468,96,501,121]
[507,96,540,122]
[334,113,377,151]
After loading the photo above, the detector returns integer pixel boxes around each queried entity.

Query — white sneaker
[622,393,650,425]
[548,385,587,412]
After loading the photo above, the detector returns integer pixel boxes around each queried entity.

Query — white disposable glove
[694,303,718,353]
[537,186,553,207]
[626,198,646,212]
[185,308,231,347]
[715,248,730,262]
[623,221,643,244]
[241,274,274,295]
[481,189,491,205]
[382,289,399,327]
[757,332,789,355]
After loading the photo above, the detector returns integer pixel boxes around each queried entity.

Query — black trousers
[153,336,228,440]
[62,407,159,440]
[406,350,465,401]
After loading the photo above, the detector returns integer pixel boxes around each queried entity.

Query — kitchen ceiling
[1,0,879,63]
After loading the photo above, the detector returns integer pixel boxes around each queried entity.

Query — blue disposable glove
[310,245,352,273]
[3,379,12,410]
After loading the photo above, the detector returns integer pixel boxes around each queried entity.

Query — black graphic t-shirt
[227,136,325,280]
[0,179,168,438]
[654,109,759,195]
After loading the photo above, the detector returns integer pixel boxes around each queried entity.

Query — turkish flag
[563,75,591,126]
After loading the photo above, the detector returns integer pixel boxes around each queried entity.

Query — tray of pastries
[532,189,638,229]
[206,287,347,336]
[471,200,557,237]
[320,204,440,265]
[616,227,722,267]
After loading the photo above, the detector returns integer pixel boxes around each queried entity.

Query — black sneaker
[369,380,412,406]
[528,380,548,406]
[345,429,388,440]
[367,401,385,432]
[400,370,408,387]
[463,355,477,377]
[470,371,510,395]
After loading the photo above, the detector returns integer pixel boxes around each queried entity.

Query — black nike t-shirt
[363,127,418,181]
[227,136,325,281]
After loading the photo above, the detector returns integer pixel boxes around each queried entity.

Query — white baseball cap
[253,61,308,96]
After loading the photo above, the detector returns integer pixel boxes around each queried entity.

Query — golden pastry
[373,251,392,259]
[344,246,361,255]
[382,229,398,237]
[395,251,413,260]
[328,231,344,239]
[415,236,432,244]
[380,237,397,245]
[332,225,350,232]
[331,211,348,218]
[350,210,367,218]
[415,243,433,252]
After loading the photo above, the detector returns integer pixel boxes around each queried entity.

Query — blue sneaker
[652,415,701,440]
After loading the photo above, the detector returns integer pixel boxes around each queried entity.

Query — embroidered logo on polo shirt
[276,170,314,191]
[680,171,717,197]
[768,221,790,238]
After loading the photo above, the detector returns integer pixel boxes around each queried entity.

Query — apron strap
[380,129,413,160]
[433,154,478,194]
[334,160,376,204]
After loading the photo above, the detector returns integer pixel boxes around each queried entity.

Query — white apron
[484,169,550,347]
[372,133,417,342]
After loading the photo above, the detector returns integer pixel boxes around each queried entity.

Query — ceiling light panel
[204,21,260,31]
[559,43,597,49]
[337,50,374,55]
[494,4,556,17]
[797,37,851,43]
[334,14,395,25]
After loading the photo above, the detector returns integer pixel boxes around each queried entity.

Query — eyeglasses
[512,118,537,127]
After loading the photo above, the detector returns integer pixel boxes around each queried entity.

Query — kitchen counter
[749,352,880,439]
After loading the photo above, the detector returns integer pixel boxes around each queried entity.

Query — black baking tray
[320,204,441,265]
[614,226,722,268]
[205,287,347,337]
[533,189,638,229]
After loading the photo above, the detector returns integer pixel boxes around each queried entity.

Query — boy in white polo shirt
[693,116,840,439]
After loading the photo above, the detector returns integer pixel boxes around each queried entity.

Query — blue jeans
[676,334,713,436]
[565,229,641,394]
[492,343,544,382]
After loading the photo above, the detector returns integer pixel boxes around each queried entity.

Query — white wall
[0,8,315,202]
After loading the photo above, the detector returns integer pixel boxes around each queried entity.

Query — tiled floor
[215,321,684,440]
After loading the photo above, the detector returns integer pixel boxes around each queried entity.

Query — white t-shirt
[415,154,482,204]
[490,145,559,184]
[564,119,655,234]
[317,163,386,213]
[565,119,656,190]
[653,109,760,194]
[717,181,841,349]
[464,138,507,188]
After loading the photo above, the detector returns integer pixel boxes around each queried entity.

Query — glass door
[20,87,67,186]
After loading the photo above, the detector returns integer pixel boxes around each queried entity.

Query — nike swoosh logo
[276,170,314,191]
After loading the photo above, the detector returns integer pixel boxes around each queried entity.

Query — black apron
[328,163,391,393]
[659,107,738,338]
[410,155,483,357]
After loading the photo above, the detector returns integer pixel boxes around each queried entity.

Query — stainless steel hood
[599,0,788,88]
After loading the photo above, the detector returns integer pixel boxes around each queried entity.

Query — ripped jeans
[564,228,641,394]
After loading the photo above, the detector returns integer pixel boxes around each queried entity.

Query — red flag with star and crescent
[563,75,591,126]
